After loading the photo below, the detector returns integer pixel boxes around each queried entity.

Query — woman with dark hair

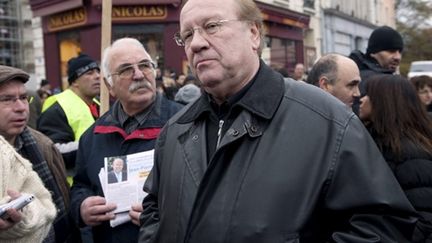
[359,74,432,242]
[410,75,432,113]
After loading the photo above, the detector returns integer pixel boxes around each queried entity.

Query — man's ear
[318,76,330,91]
[250,22,261,52]
[103,77,116,98]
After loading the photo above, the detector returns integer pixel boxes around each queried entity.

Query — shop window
[59,31,81,90]
[354,36,363,51]
[304,0,315,9]
[270,37,296,72]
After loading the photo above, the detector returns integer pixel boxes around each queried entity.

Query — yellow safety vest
[42,89,99,141]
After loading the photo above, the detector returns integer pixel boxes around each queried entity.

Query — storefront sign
[112,6,167,20]
[48,7,87,32]
[282,18,306,28]
[92,0,180,5]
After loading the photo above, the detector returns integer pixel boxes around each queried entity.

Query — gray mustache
[129,81,152,92]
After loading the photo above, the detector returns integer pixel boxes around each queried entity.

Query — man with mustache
[349,25,404,114]
[70,37,182,242]
[38,54,101,172]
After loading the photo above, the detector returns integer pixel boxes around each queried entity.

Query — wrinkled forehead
[180,0,238,27]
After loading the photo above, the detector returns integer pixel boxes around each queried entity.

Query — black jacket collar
[177,60,285,123]
[349,50,394,74]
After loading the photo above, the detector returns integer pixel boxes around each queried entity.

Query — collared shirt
[116,172,122,182]
[113,101,155,134]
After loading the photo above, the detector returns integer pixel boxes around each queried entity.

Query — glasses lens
[174,33,184,46]
[118,66,134,78]
[0,95,29,105]
[138,62,153,74]
[204,22,221,35]
[20,95,29,102]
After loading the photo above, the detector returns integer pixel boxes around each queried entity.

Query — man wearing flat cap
[349,25,404,114]
[38,54,101,171]
[0,65,79,242]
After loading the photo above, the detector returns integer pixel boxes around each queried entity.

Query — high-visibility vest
[42,89,99,141]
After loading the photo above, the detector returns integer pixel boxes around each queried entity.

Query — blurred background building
[0,0,43,90]
[0,0,396,90]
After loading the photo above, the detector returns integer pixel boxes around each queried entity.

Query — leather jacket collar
[177,60,285,124]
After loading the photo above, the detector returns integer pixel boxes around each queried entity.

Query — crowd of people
[0,0,431,242]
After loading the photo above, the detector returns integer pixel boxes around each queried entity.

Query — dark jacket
[37,102,80,168]
[70,94,182,243]
[349,50,395,114]
[139,62,417,243]
[372,135,432,242]
[107,170,128,184]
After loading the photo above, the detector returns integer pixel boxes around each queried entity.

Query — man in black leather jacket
[139,0,417,242]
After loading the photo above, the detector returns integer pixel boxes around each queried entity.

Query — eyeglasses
[0,94,30,106]
[174,19,242,47]
[109,60,156,79]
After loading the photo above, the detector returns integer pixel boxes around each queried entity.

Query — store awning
[30,0,83,17]
[91,0,181,6]
[256,2,310,29]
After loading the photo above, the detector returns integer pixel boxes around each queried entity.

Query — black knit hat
[366,26,403,55]
[67,54,99,84]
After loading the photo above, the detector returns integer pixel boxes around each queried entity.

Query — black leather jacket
[139,62,416,243]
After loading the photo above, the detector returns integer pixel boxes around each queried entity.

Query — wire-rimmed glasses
[174,19,242,47]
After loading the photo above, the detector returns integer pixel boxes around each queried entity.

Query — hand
[129,203,143,226]
[80,196,116,226]
[0,190,22,230]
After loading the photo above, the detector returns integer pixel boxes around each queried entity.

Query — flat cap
[0,65,29,84]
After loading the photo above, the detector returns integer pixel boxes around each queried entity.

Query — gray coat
[139,62,416,243]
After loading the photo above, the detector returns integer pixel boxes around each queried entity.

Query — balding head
[307,54,361,108]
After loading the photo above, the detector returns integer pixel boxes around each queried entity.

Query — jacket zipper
[216,120,224,149]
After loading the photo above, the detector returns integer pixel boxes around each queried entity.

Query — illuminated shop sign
[112,6,167,20]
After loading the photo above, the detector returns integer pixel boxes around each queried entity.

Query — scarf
[17,128,67,243]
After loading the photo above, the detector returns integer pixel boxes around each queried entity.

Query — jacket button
[192,135,198,141]
[250,125,258,133]
[232,130,239,136]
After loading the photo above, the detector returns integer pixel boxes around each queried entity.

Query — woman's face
[418,86,432,106]
[359,95,372,121]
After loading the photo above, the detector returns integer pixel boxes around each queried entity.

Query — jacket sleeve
[70,131,96,227]
[37,102,75,144]
[325,117,417,242]
[138,128,166,242]
[30,128,70,206]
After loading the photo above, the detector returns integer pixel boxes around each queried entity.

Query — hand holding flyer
[99,149,154,227]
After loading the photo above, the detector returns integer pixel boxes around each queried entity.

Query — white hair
[102,37,151,85]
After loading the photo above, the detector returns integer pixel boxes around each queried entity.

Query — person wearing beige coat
[0,135,56,242]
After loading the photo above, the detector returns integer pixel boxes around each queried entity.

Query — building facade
[320,0,396,56]
[29,0,309,89]
[0,0,41,90]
